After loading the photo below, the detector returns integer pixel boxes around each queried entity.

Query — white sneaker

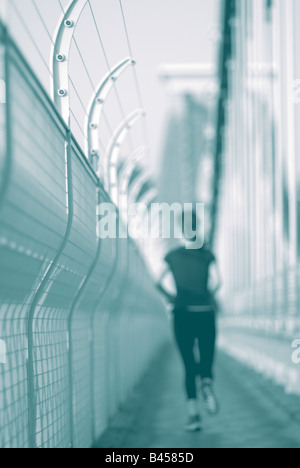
[184,414,202,432]
[202,379,219,415]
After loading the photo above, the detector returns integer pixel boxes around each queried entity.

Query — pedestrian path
[96,344,300,449]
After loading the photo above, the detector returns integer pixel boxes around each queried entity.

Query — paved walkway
[97,344,300,449]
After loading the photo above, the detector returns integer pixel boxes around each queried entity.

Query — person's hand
[156,283,175,304]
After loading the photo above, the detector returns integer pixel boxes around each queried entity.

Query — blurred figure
[157,211,221,432]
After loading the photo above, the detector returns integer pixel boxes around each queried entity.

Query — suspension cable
[31,0,54,45]
[10,0,53,77]
[87,0,134,151]
[70,108,88,143]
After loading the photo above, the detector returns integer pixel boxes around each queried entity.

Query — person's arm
[156,268,177,304]
[208,261,222,295]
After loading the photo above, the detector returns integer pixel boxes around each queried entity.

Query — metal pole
[118,146,147,221]
[138,187,158,208]
[85,57,135,167]
[103,109,145,202]
[51,0,88,125]
[127,170,153,207]
[119,146,147,195]
[49,0,87,447]
[129,186,158,254]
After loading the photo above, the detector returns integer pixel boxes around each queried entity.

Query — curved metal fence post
[67,181,102,447]
[138,187,158,208]
[85,57,135,167]
[28,0,88,448]
[89,188,119,438]
[119,146,147,192]
[103,109,145,202]
[49,0,91,448]
[135,188,158,256]
[27,130,74,448]
[127,178,157,252]
[51,0,88,125]
[118,146,147,224]
[128,170,153,207]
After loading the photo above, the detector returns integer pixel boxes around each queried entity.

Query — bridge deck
[97,344,300,449]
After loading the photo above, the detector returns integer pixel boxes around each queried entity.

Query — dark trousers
[173,310,216,400]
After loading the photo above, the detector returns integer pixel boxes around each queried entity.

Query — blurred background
[0,0,300,449]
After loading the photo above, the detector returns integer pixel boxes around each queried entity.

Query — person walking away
[156,213,221,432]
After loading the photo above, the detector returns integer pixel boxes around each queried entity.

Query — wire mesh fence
[0,21,168,449]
